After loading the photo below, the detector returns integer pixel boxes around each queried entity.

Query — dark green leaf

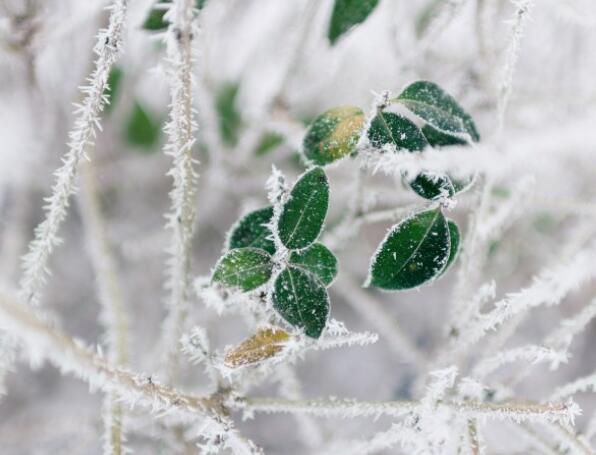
[255,132,284,156]
[303,106,365,165]
[394,81,480,142]
[212,248,273,292]
[289,243,337,286]
[272,265,329,338]
[367,208,450,290]
[442,220,460,273]
[125,102,161,149]
[216,82,242,147]
[227,207,275,255]
[105,66,123,114]
[143,1,169,31]
[408,172,455,200]
[278,167,329,250]
[328,0,380,44]
[421,124,468,147]
[417,124,475,197]
[367,112,428,152]
[143,0,206,31]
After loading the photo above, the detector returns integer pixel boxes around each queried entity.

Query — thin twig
[79,160,130,455]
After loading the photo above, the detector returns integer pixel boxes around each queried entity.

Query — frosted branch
[472,345,568,379]
[451,245,596,357]
[550,371,596,402]
[0,290,218,418]
[235,396,578,425]
[18,0,128,307]
[497,0,536,132]
[545,297,596,351]
[160,0,200,380]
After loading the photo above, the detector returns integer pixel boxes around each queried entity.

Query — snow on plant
[0,0,595,453]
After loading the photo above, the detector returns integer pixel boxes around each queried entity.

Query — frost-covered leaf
[212,248,273,292]
[125,101,161,149]
[367,112,428,152]
[224,328,290,367]
[255,132,284,156]
[303,106,365,165]
[105,66,123,114]
[328,0,380,44]
[227,207,275,255]
[277,167,329,250]
[289,243,337,286]
[216,82,242,147]
[442,220,460,274]
[367,208,450,290]
[394,81,480,142]
[421,124,468,147]
[422,124,476,195]
[273,265,330,338]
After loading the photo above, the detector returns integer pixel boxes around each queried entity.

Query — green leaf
[442,220,460,274]
[212,248,273,292]
[143,0,169,31]
[289,243,337,286]
[367,208,450,290]
[303,106,365,165]
[143,0,206,31]
[394,81,480,142]
[125,101,161,149]
[408,172,455,200]
[277,167,329,250]
[367,112,428,152]
[272,266,329,338]
[328,0,380,44]
[227,207,275,255]
[420,124,476,196]
[255,132,284,156]
[216,82,242,147]
[421,124,468,147]
[105,66,123,114]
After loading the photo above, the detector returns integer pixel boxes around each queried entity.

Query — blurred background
[1,0,596,453]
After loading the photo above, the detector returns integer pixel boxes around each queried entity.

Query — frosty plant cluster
[2,0,595,453]
[208,80,478,352]
[212,166,335,341]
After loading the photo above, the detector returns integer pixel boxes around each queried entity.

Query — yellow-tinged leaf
[303,106,365,165]
[224,328,290,367]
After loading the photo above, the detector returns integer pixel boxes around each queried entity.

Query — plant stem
[160,0,199,383]
[79,159,129,455]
